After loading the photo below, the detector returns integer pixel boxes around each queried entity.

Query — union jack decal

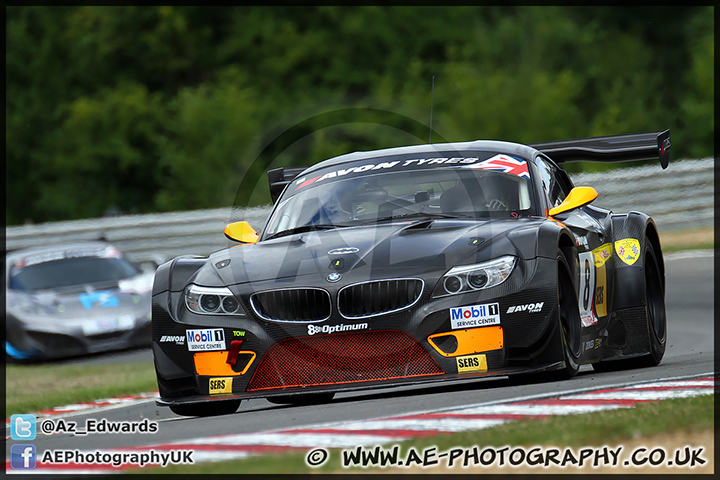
[469,154,530,179]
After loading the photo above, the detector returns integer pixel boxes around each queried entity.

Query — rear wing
[268,166,309,203]
[530,130,670,169]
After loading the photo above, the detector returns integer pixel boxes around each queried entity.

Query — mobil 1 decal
[449,303,500,329]
[577,252,598,327]
[186,328,226,351]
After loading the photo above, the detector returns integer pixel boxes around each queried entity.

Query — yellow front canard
[456,354,488,373]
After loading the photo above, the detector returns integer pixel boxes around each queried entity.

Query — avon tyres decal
[293,154,530,192]
[615,238,641,266]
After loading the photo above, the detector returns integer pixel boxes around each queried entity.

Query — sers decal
[456,354,487,373]
[209,377,232,395]
[615,238,641,266]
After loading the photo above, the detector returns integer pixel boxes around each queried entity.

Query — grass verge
[660,227,713,253]
[5,361,157,417]
[133,393,713,475]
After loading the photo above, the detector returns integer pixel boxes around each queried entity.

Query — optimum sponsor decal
[186,328,225,351]
[449,303,500,329]
[308,323,369,336]
[506,302,544,314]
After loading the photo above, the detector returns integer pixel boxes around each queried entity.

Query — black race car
[152,130,670,416]
[6,241,156,361]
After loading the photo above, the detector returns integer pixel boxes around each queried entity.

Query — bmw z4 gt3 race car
[6,241,155,361]
[152,130,670,417]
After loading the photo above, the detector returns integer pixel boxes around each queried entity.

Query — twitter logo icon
[10,414,36,441]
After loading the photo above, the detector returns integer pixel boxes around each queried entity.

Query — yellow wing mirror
[548,186,598,216]
[224,221,259,244]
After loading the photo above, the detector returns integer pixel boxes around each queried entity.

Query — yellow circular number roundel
[614,238,641,266]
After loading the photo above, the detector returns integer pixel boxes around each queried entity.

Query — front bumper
[153,256,564,406]
[6,316,152,360]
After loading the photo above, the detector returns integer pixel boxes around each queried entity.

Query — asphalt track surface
[10,251,714,456]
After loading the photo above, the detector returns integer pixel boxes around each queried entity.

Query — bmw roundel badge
[326,273,342,283]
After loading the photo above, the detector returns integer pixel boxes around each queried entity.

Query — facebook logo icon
[10,444,36,470]
[10,414,37,440]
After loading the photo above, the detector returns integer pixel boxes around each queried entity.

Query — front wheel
[592,235,666,371]
[554,249,582,379]
[520,249,581,384]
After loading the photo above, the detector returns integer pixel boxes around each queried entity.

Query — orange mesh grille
[247,330,444,391]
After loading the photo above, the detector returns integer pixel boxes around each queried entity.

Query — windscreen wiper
[264,224,346,241]
[369,212,474,224]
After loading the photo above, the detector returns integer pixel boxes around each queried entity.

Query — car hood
[7,273,153,321]
[196,218,545,287]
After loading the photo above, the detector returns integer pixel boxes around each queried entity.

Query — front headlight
[185,285,246,316]
[432,256,516,298]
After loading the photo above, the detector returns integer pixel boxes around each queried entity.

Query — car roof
[301,140,540,176]
[6,241,115,264]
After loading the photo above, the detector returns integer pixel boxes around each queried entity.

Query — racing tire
[509,249,581,385]
[552,248,582,379]
[593,236,666,371]
[266,392,336,406]
[168,399,241,417]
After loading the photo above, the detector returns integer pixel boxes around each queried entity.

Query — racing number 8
[577,251,596,324]
[583,259,591,310]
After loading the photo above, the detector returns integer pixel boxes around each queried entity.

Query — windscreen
[9,252,141,292]
[264,152,536,239]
